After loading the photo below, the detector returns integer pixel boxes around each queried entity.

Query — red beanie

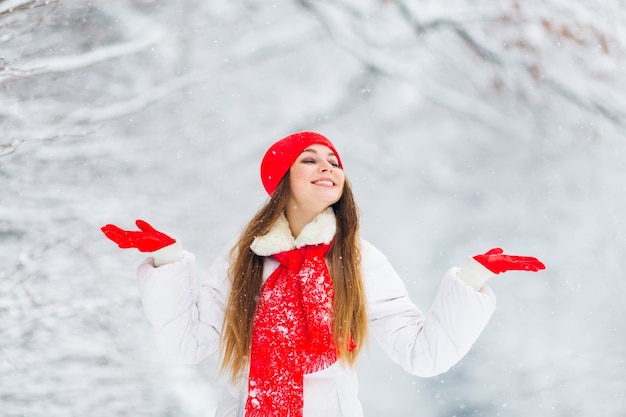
[260,131,343,196]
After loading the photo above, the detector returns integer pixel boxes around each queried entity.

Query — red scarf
[245,242,337,417]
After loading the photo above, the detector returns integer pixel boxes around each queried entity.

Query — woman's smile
[312,178,336,187]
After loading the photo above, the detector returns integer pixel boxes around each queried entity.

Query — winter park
[1,1,625,416]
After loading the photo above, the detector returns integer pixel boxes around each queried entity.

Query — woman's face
[288,144,345,212]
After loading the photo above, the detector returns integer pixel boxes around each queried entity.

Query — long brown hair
[220,173,367,381]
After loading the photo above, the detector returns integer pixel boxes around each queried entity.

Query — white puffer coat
[136,209,496,417]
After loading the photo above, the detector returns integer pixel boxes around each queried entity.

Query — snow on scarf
[247,209,338,416]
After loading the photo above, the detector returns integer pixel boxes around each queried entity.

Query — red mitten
[100,220,175,252]
[473,248,545,274]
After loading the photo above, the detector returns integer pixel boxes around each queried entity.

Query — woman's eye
[300,158,339,168]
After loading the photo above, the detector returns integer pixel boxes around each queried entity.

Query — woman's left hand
[473,248,545,274]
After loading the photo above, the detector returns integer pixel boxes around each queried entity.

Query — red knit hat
[260,131,343,196]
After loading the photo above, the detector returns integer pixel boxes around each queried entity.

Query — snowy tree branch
[0,130,97,156]
[394,0,502,64]
[0,0,54,16]
[2,35,162,80]
[546,79,626,127]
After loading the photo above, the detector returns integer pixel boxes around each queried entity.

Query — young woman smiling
[101,131,545,417]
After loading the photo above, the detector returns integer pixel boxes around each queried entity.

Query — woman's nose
[320,161,334,171]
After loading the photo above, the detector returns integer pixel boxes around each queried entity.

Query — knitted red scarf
[245,242,337,417]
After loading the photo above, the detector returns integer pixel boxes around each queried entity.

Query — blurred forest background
[1,0,625,416]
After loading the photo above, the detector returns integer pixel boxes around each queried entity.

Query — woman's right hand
[101,220,175,252]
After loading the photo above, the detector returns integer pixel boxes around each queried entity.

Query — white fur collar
[250,208,336,256]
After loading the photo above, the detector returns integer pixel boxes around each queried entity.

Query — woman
[101,131,545,417]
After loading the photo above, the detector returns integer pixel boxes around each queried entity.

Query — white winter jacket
[136,210,496,417]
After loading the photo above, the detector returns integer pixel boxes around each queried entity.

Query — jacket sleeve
[135,244,232,364]
[361,239,496,377]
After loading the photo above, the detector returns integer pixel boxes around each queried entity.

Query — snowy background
[1,1,625,416]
